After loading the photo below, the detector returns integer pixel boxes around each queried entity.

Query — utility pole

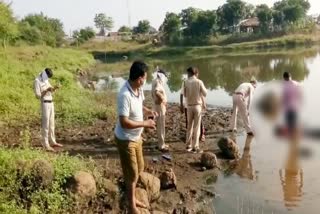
[126,0,131,27]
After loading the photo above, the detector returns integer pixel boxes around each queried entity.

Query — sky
[10,0,320,35]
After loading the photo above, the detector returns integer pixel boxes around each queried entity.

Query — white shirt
[235,82,255,108]
[34,74,53,101]
[115,81,145,141]
[151,78,167,105]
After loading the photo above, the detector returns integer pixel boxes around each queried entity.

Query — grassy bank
[86,33,320,63]
[0,46,115,126]
[0,146,102,213]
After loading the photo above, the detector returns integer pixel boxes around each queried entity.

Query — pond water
[98,47,320,214]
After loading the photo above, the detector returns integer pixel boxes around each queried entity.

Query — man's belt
[43,100,53,103]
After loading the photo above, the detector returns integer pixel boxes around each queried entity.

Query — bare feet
[135,199,148,209]
[52,143,63,148]
[45,146,56,152]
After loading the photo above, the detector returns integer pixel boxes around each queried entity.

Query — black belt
[43,100,53,103]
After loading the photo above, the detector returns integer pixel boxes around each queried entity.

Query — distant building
[238,17,260,33]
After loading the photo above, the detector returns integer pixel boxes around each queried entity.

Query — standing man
[151,68,169,152]
[34,68,63,152]
[183,67,207,153]
[230,78,257,136]
[282,72,302,139]
[180,73,206,142]
[114,61,157,213]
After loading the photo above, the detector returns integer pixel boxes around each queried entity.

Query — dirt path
[0,92,241,213]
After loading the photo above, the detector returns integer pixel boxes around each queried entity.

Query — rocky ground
[0,92,246,213]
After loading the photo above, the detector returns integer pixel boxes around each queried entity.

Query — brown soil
[0,92,241,213]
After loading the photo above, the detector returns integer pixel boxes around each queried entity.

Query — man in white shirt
[34,68,62,152]
[230,78,257,136]
[114,61,157,213]
[151,68,168,152]
[183,67,207,153]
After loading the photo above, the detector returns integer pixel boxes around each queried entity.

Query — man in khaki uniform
[151,69,169,151]
[230,78,257,136]
[34,68,63,152]
[183,67,207,153]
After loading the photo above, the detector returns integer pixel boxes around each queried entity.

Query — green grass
[0,45,115,126]
[0,146,100,214]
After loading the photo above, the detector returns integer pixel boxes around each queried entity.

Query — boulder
[30,159,54,188]
[66,171,97,199]
[138,172,161,202]
[217,137,240,159]
[136,188,150,212]
[200,152,218,169]
[159,169,177,190]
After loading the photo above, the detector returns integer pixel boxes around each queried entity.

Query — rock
[159,169,177,190]
[200,152,218,169]
[66,171,97,199]
[136,188,150,214]
[30,159,54,188]
[138,172,161,202]
[217,137,240,159]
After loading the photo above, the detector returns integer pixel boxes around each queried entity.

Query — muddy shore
[0,91,245,213]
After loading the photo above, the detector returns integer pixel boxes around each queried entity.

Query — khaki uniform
[151,78,167,149]
[34,73,57,149]
[183,76,207,149]
[230,83,254,132]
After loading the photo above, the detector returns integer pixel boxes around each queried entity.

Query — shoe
[52,143,63,148]
[192,148,203,154]
[247,132,254,136]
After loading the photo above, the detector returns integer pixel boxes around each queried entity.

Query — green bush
[0,147,100,214]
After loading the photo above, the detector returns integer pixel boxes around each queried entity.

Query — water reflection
[235,136,256,181]
[159,48,317,94]
[280,140,303,210]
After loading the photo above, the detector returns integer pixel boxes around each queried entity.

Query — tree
[21,13,64,47]
[94,13,113,35]
[133,20,151,34]
[255,4,273,33]
[180,7,199,27]
[72,27,95,45]
[0,2,18,48]
[118,26,132,33]
[188,10,217,40]
[217,0,247,33]
[244,3,255,18]
[161,12,182,44]
[273,0,310,23]
[179,7,200,36]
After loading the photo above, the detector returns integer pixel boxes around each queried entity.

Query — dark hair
[157,69,167,77]
[186,67,198,76]
[283,72,290,80]
[45,68,53,78]
[129,61,148,81]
